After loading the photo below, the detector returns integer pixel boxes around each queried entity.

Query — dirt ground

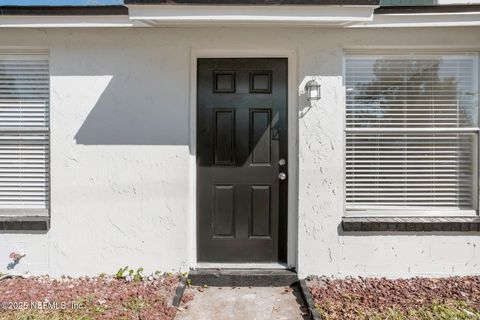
[0,274,190,320]
[306,276,480,320]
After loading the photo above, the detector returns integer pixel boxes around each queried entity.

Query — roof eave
[0,3,479,28]
[124,0,379,5]
[0,5,128,16]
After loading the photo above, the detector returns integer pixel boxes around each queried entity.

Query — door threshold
[188,267,298,287]
[196,262,288,270]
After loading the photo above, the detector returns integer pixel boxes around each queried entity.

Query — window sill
[0,210,49,231]
[342,216,480,232]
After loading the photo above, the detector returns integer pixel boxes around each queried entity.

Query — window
[0,53,49,216]
[345,52,479,216]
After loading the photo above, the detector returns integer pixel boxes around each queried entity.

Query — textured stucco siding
[0,27,478,278]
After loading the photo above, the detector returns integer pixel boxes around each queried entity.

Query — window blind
[345,53,479,215]
[0,54,49,212]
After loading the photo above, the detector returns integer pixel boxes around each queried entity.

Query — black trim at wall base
[342,216,480,232]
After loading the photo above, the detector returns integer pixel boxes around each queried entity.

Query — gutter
[353,4,480,28]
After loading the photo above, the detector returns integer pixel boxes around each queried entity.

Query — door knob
[278,172,287,180]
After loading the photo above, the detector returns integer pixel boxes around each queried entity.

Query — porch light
[305,79,321,101]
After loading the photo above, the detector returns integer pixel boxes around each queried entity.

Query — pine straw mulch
[0,274,193,320]
[306,276,480,320]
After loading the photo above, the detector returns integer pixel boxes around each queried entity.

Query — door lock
[279,158,286,166]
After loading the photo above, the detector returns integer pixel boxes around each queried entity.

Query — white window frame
[0,50,50,220]
[343,50,480,217]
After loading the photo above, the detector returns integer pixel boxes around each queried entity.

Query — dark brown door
[197,58,288,263]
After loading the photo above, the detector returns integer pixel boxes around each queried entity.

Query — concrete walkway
[175,286,308,320]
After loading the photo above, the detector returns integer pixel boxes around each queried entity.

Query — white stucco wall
[0,26,478,278]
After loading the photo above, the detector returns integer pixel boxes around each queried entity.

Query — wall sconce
[305,79,321,101]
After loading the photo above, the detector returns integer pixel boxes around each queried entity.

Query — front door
[197,58,288,263]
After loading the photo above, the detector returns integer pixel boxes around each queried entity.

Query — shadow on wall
[74,74,189,145]
[72,63,315,146]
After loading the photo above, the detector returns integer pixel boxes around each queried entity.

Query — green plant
[126,297,149,313]
[409,300,480,320]
[115,266,144,282]
[131,267,144,282]
[93,305,108,314]
[115,266,129,280]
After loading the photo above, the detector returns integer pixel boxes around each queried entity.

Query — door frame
[188,49,299,270]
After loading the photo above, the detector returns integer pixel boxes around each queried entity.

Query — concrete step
[188,268,298,287]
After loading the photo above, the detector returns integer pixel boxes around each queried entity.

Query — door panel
[250,109,271,165]
[214,110,235,165]
[213,185,235,237]
[250,185,271,238]
[197,58,288,263]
